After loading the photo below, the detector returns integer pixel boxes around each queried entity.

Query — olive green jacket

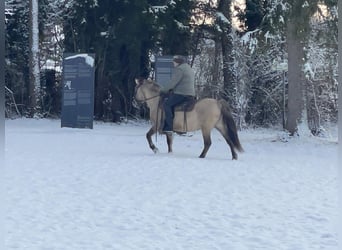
[160,63,195,96]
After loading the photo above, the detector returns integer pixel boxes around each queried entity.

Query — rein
[137,94,160,102]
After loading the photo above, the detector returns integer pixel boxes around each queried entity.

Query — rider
[160,55,196,134]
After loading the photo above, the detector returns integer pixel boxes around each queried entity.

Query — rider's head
[173,55,186,65]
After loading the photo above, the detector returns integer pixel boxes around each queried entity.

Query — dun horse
[134,78,243,159]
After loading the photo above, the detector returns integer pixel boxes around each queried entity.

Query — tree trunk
[286,18,304,135]
[29,0,40,117]
[217,0,234,101]
[94,62,106,120]
[212,39,221,98]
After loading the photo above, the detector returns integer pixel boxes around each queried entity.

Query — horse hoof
[153,148,159,154]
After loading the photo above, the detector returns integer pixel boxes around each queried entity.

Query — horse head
[134,78,160,103]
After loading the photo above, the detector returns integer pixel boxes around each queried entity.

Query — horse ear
[135,77,144,85]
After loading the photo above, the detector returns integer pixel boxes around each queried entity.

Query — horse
[134,78,243,159]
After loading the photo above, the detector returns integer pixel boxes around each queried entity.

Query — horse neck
[146,96,160,111]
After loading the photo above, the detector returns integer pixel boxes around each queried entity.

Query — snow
[65,54,95,67]
[302,1,309,8]
[240,30,259,53]
[150,6,168,13]
[5,118,338,250]
[175,20,189,30]
[216,12,230,25]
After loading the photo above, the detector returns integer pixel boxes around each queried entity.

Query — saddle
[158,96,197,133]
[174,97,197,112]
[159,94,197,112]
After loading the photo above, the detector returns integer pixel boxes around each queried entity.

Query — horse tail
[219,100,244,152]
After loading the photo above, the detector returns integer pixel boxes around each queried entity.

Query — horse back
[173,98,221,132]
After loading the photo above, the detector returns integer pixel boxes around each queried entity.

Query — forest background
[4,0,338,136]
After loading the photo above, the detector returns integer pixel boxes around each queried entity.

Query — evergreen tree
[152,0,194,55]
[5,0,337,129]
[237,0,266,32]
[38,0,69,116]
[5,0,63,117]
[5,0,30,114]
[63,0,158,120]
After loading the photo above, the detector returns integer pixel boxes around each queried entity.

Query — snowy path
[5,119,338,250]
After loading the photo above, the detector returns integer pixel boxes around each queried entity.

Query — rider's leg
[163,94,188,132]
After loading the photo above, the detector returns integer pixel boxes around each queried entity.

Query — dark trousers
[163,94,190,131]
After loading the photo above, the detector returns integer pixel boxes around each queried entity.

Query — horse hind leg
[199,129,212,158]
[226,137,238,160]
[215,125,238,160]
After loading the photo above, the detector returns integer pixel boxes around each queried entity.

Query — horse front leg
[146,127,159,153]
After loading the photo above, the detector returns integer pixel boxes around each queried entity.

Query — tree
[236,0,266,32]
[38,0,71,116]
[152,0,194,55]
[216,0,235,101]
[234,0,269,128]
[5,0,337,129]
[6,0,65,117]
[263,0,338,135]
[5,0,30,114]
[63,0,159,121]
[285,4,306,135]
[304,3,338,134]
[285,0,339,135]
[28,0,41,117]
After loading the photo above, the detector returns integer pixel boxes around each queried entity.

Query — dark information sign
[61,53,95,129]
[155,56,174,85]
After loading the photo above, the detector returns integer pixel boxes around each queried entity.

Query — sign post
[155,56,174,84]
[61,53,95,129]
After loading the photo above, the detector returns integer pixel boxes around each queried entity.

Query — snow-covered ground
[5,118,338,250]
